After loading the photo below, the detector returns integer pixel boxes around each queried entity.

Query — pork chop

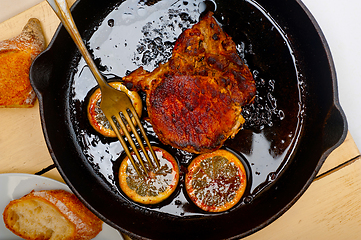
[123,12,256,154]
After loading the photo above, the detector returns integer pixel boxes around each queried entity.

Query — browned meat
[123,12,256,154]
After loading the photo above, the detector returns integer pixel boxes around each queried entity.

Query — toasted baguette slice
[0,18,45,108]
[3,189,102,240]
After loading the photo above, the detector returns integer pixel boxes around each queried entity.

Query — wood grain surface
[0,1,360,239]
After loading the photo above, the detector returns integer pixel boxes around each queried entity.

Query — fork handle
[46,0,109,90]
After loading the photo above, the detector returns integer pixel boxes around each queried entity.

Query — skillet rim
[30,0,348,239]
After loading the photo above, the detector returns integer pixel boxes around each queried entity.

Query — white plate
[0,173,123,240]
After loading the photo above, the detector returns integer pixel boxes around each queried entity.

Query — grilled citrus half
[119,147,179,205]
[185,149,247,212]
[87,81,142,137]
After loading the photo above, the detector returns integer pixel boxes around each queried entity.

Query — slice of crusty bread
[0,18,45,108]
[3,189,102,240]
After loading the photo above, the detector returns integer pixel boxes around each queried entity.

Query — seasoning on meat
[123,12,256,154]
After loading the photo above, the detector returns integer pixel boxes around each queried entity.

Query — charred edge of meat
[122,12,256,154]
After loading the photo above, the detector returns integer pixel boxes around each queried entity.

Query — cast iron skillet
[30,0,347,239]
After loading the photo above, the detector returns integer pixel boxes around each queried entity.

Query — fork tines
[108,106,160,177]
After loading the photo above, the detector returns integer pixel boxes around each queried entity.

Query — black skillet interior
[30,0,347,239]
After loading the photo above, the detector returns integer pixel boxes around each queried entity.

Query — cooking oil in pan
[69,0,305,216]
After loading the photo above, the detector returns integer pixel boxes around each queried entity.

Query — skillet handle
[29,48,53,100]
[322,104,348,154]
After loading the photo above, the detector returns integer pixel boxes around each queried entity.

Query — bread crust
[0,18,45,108]
[3,189,102,240]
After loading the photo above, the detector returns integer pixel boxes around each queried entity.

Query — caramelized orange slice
[119,147,179,205]
[185,149,247,212]
[87,81,142,137]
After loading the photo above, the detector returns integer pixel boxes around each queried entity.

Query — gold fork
[47,0,160,176]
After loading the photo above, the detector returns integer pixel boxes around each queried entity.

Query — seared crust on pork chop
[123,12,256,154]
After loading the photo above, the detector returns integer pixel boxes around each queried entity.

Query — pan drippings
[69,0,304,216]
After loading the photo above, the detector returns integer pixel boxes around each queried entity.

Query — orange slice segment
[87,81,142,137]
[185,149,247,212]
[119,147,179,205]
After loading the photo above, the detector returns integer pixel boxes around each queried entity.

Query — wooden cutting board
[0,1,360,239]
